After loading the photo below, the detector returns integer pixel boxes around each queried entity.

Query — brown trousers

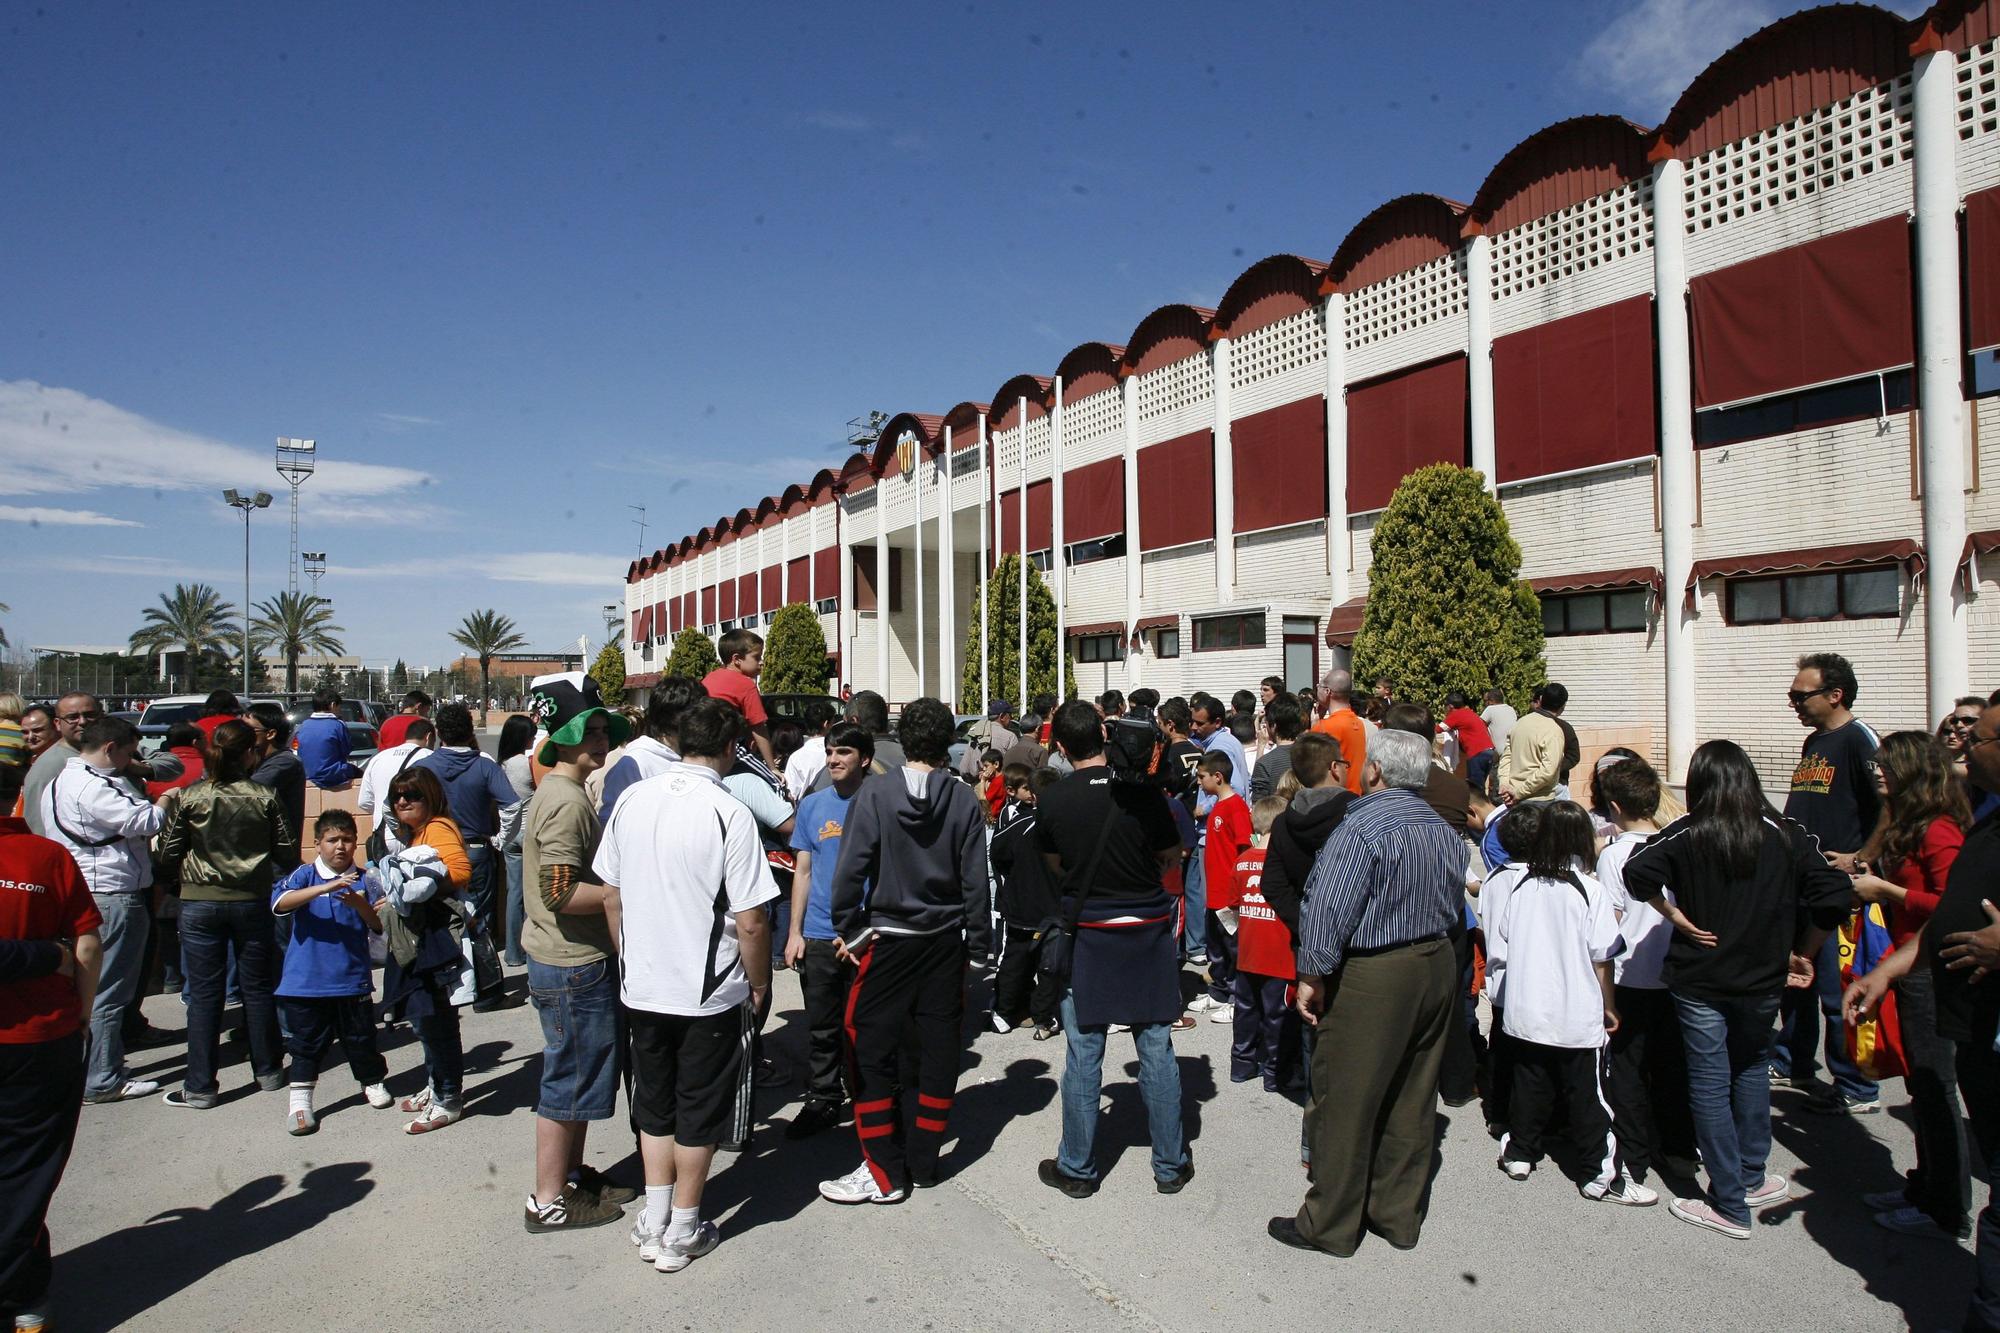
[1296,936,1455,1256]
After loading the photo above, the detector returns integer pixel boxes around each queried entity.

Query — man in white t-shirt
[356,717,434,854]
[594,698,776,1273]
[1480,689,1518,765]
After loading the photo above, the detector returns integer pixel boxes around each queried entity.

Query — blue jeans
[180,899,283,1097]
[503,846,526,966]
[465,842,497,933]
[1674,990,1779,1226]
[1773,927,1879,1103]
[1182,851,1207,959]
[1054,992,1188,1184]
[85,893,150,1097]
[526,957,622,1122]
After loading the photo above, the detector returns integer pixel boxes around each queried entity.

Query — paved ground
[49,969,1969,1331]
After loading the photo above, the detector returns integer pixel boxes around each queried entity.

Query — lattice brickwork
[1137,349,1213,422]
[1961,38,1998,141]
[1685,74,1912,235]
[1344,250,1468,350]
[1063,385,1124,467]
[1023,414,1052,477]
[1492,178,1653,299]
[1232,306,1327,388]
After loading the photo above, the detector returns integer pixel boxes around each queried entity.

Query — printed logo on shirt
[0,877,50,895]
[815,818,843,843]
[1791,754,1836,797]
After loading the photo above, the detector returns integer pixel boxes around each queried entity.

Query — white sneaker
[1107,1023,1132,1034]
[655,1220,720,1272]
[1498,1157,1532,1181]
[1744,1174,1792,1209]
[1669,1196,1751,1238]
[989,1012,1015,1034]
[818,1162,905,1205]
[632,1217,667,1264]
[363,1083,394,1110]
[1587,1174,1660,1207]
[1185,994,1225,1015]
[1207,1005,1233,1024]
[85,1078,160,1104]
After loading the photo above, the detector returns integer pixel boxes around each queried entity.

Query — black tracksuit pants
[845,931,965,1194]
[0,1033,84,1317]
[1605,985,1694,1181]
[798,938,853,1105]
[993,923,1060,1028]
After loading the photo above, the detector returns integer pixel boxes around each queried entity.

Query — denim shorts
[527,957,623,1121]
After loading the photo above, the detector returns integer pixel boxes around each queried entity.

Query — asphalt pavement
[49,969,1963,1331]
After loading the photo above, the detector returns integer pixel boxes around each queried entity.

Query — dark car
[760,693,842,729]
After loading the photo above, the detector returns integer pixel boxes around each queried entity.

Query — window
[1028,549,1054,572]
[1695,369,1912,448]
[1726,566,1901,625]
[719,620,735,633]
[1974,349,2000,399]
[1066,533,1127,566]
[1192,613,1266,652]
[815,597,837,616]
[1074,634,1122,663]
[1541,589,1649,636]
[1155,628,1180,658]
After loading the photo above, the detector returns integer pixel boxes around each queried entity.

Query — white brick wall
[1065,556,1124,624]
[1235,522,1331,600]
[1141,543,1219,615]
[1968,395,2000,531]
[1491,179,1655,338]
[1344,250,1471,384]
[1349,515,1379,598]
[1231,306,1327,419]
[1694,415,1920,559]
[1135,352,1214,448]
[1967,572,2000,695]
[1504,462,1659,579]
[1544,623,1666,769]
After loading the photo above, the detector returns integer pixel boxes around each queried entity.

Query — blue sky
[0,0,1924,670]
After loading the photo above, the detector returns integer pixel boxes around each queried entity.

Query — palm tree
[449,609,527,725]
[130,583,237,692]
[250,591,346,695]
[0,599,9,654]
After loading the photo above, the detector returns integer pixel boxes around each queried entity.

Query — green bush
[664,626,720,680]
[958,553,1076,712]
[1350,463,1546,718]
[762,602,831,694]
[589,643,626,707]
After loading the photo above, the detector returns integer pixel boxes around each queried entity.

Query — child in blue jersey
[272,809,393,1135]
[782,723,874,1140]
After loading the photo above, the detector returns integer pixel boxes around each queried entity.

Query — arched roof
[1917,0,1999,50]
[1121,305,1214,375]
[940,400,990,448]
[1325,195,1467,292]
[1055,343,1125,404]
[988,375,1053,432]
[871,412,945,473]
[805,467,840,499]
[1659,4,1910,158]
[1470,116,1655,233]
[1214,256,1326,339]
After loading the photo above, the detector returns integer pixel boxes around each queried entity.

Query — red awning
[1133,614,1178,632]
[627,672,661,690]
[1324,597,1367,647]
[1066,621,1123,638]
[1958,530,2000,585]
[1687,539,1924,606]
[1528,566,1664,597]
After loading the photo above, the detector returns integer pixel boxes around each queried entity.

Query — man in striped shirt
[1270,727,1464,1259]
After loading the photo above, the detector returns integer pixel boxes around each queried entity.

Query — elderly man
[1270,727,1465,1258]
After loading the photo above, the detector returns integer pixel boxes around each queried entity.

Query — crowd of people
[8,641,2000,1326]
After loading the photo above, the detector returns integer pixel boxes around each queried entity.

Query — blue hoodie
[414,746,517,840]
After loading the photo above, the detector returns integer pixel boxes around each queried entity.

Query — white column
[940,425,957,709]
[1652,156,1698,786]
[733,533,743,628]
[1466,231,1497,490]
[978,413,990,708]
[1915,45,1969,718]
[839,510,855,691]
[872,524,888,699]
[780,508,792,605]
[914,440,927,698]
[1212,337,1236,597]
[1051,378,1067,699]
[1122,373,1142,686]
[1324,291,1350,603]
[1017,397,1029,705]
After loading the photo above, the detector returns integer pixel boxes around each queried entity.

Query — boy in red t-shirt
[1229,795,1300,1091]
[1192,752,1253,1016]
[701,627,776,765]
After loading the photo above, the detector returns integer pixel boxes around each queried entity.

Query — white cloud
[0,381,434,501]
[483,552,630,587]
[375,413,441,427]
[1574,0,1785,115]
[0,505,141,528]
[803,110,872,132]
[32,554,235,581]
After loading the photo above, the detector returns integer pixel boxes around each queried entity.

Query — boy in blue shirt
[272,809,393,1135]
[783,723,873,1140]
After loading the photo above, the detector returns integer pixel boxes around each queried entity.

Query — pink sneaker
[1669,1197,1751,1239]
[1745,1174,1791,1209]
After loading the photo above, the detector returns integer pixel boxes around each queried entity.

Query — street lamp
[275,438,316,595]
[302,551,327,597]
[223,489,273,695]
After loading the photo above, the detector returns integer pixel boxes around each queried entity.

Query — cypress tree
[762,602,832,694]
[664,626,720,680]
[958,553,1075,712]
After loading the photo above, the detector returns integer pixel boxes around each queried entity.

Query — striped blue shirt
[1296,786,1464,975]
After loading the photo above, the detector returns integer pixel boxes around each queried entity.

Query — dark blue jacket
[414,747,517,841]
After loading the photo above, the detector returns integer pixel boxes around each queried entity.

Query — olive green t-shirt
[521,774,613,966]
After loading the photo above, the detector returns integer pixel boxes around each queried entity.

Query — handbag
[1034,796,1118,985]
[1841,902,1908,1081]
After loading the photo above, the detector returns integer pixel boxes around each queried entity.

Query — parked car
[947,714,983,773]
[136,694,283,754]
[760,693,842,729]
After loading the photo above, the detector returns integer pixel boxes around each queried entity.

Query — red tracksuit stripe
[841,946,893,1193]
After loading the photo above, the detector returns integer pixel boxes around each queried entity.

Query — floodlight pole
[224,489,273,695]
[276,438,317,595]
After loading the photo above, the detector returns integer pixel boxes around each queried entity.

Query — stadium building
[625,1,2000,785]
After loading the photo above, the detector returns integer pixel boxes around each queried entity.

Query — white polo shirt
[1598,829,1669,990]
[1475,861,1528,1006]
[593,761,778,1017]
[1492,868,1622,1049]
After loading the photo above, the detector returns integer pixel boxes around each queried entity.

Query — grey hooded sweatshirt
[828,767,991,959]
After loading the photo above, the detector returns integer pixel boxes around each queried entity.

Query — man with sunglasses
[1775,650,1880,1116]
[22,694,180,840]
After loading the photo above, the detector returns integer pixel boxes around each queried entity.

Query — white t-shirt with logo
[593,762,779,1017]
[1598,829,1669,990]
[1492,868,1622,1049]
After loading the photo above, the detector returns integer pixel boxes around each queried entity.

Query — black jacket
[829,768,991,958]
[990,800,1057,927]
[1261,786,1352,933]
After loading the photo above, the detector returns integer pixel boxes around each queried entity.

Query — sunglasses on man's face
[1786,687,1833,707]
[1950,715,1981,728]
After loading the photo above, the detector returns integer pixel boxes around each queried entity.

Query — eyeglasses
[1949,715,1981,728]
[1786,687,1833,707]
[58,710,101,723]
